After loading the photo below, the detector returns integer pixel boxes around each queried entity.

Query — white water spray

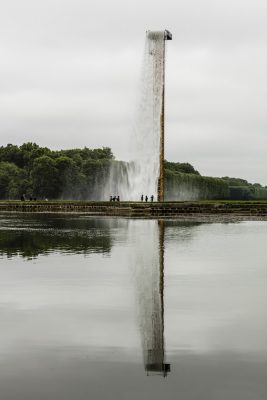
[103,31,167,201]
[125,31,165,200]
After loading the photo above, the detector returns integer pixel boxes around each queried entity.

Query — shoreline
[1,200,267,219]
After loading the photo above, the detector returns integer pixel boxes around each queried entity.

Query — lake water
[0,214,267,399]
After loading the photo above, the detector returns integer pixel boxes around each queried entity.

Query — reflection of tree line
[0,217,209,260]
[0,216,113,258]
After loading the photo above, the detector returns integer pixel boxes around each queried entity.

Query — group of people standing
[21,195,37,201]
[141,194,154,202]
[109,194,155,202]
[110,195,120,202]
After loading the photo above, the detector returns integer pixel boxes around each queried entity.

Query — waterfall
[125,31,165,200]
[103,31,165,201]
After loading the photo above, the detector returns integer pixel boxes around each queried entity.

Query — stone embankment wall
[1,201,267,217]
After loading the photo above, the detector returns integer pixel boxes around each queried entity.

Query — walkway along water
[1,201,267,218]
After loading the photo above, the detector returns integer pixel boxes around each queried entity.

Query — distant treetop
[164,160,200,175]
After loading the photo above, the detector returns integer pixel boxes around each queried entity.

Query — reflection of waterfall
[129,220,170,377]
[103,31,165,201]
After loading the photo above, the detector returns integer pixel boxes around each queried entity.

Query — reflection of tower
[144,220,170,377]
[129,220,170,377]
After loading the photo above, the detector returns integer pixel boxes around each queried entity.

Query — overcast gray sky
[0,0,266,184]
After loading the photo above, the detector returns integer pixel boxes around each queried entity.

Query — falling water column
[158,30,172,202]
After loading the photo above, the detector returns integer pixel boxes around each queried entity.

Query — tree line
[0,143,113,199]
[0,142,266,200]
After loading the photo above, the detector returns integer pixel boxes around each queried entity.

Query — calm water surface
[0,214,267,399]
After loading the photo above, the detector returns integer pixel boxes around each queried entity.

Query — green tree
[164,160,200,175]
[0,161,24,199]
[55,156,86,199]
[31,156,58,198]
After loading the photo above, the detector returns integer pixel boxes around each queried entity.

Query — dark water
[0,214,267,399]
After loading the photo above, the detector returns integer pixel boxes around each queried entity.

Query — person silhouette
[141,194,144,201]
[150,195,154,202]
[145,195,148,202]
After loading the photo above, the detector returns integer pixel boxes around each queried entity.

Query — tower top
[164,30,172,40]
[146,30,172,41]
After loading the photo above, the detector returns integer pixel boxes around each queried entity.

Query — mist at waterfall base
[103,32,165,201]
